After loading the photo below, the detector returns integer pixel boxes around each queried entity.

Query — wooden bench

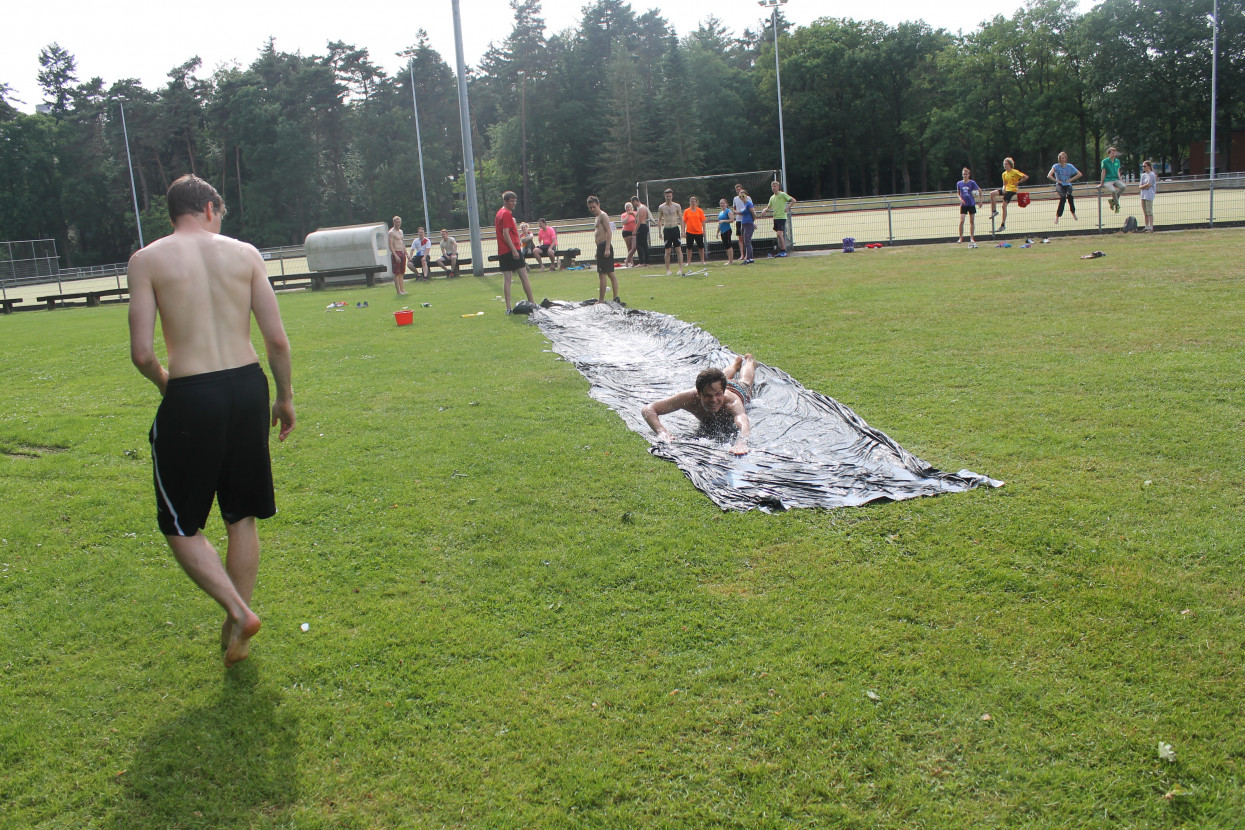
[36,287,129,310]
[306,265,387,290]
[486,248,581,269]
[268,275,314,292]
[1,298,23,314]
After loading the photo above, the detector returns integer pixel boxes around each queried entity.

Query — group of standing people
[955,147,1159,243]
[620,180,797,273]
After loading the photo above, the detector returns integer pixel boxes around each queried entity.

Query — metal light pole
[759,0,789,193]
[409,58,432,233]
[119,102,144,248]
[1209,0,1218,226]
[452,0,484,275]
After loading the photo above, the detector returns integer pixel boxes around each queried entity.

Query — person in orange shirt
[682,197,708,268]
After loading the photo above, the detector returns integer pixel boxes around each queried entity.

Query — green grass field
[2,230,1242,828]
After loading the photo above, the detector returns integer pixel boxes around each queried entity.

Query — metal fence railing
[4,176,1242,303]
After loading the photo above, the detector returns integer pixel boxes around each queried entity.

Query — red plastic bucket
[394,309,414,326]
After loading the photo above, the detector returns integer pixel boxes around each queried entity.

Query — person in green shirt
[1097,146,1125,214]
[761,179,797,257]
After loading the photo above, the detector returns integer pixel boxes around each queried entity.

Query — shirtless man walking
[127,174,295,668]
[657,188,686,276]
[388,216,408,295]
[641,354,757,455]
[587,195,621,304]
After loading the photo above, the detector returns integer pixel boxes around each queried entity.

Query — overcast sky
[4,0,1091,114]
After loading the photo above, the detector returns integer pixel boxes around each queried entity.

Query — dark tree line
[1,0,1241,266]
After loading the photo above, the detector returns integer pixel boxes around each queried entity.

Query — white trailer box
[304,223,391,282]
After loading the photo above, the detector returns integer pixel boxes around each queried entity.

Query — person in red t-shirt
[495,191,535,312]
[682,197,708,268]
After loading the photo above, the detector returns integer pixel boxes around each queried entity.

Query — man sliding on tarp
[641,354,757,456]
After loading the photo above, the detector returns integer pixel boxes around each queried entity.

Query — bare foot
[224,611,261,667]
[220,616,232,652]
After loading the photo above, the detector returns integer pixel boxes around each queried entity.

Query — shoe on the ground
[613,297,626,306]
[778,251,787,257]
[968,242,978,248]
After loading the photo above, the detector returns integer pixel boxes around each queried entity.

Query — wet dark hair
[167,174,225,222]
[695,368,727,394]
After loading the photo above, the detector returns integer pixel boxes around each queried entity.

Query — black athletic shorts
[595,240,614,274]
[773,219,786,233]
[663,227,682,249]
[960,205,977,215]
[498,250,524,272]
[150,363,275,537]
[686,233,704,250]
[1002,191,1015,203]
[622,230,633,239]
[720,229,733,247]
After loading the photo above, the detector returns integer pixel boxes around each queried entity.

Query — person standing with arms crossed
[1098,146,1125,214]
[731,184,747,262]
[495,191,536,313]
[587,196,622,304]
[682,196,708,269]
[988,157,1028,232]
[127,174,295,668]
[388,216,408,295]
[1047,151,1082,224]
[657,188,686,276]
[761,179,797,256]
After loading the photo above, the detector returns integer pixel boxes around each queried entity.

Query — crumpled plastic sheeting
[530,301,1003,512]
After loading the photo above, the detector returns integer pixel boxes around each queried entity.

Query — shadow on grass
[106,662,299,829]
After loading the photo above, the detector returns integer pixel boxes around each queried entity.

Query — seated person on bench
[535,218,559,271]
[436,229,459,277]
[640,354,757,455]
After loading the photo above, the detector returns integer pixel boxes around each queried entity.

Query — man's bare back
[129,228,274,382]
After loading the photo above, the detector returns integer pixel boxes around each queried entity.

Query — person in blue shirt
[955,167,981,246]
[716,199,735,265]
[738,190,756,264]
[1047,151,1083,224]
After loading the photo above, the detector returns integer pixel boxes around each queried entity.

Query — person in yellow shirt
[682,197,708,269]
[988,157,1029,232]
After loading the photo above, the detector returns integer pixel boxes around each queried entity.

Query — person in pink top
[495,191,535,312]
[534,218,559,271]
[621,202,638,267]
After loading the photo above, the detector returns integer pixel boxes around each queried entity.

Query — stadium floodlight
[758,0,789,193]
[119,102,144,249]
[1209,0,1218,226]
[409,58,432,234]
[452,0,484,275]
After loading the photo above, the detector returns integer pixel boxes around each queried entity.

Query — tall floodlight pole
[1209,0,1218,226]
[759,0,789,193]
[409,58,432,231]
[119,102,144,248]
[452,0,484,275]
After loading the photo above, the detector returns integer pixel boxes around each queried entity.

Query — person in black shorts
[152,365,276,536]
[127,174,295,668]
[587,195,621,304]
